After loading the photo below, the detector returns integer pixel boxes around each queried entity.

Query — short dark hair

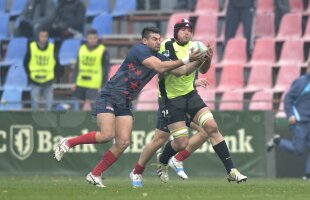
[141,27,160,39]
[87,29,98,36]
[38,26,49,34]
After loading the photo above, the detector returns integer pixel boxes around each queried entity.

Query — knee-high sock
[67,131,97,148]
[91,150,117,176]
[213,140,234,173]
[159,141,178,165]
[175,149,191,162]
[133,162,145,175]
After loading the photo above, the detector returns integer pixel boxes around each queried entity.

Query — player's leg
[193,107,247,183]
[135,129,170,172]
[130,128,170,187]
[54,96,116,161]
[157,121,189,182]
[169,121,208,179]
[87,113,133,187]
[91,116,133,176]
[54,112,115,162]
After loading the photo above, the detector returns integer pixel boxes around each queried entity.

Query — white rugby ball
[189,41,208,54]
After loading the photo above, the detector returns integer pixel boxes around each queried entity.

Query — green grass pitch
[0,176,309,200]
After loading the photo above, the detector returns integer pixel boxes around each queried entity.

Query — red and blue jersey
[100,43,169,103]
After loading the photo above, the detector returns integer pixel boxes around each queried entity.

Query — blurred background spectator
[274,0,290,34]
[174,0,197,10]
[224,0,255,59]
[49,0,86,39]
[15,0,55,39]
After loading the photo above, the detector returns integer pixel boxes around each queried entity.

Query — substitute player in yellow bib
[72,29,110,111]
[130,19,247,187]
[24,27,60,110]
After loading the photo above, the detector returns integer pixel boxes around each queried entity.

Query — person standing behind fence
[224,0,255,59]
[24,28,60,110]
[71,29,110,111]
[267,62,310,180]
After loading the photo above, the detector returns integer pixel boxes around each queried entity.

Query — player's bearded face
[177,27,192,44]
[144,33,161,52]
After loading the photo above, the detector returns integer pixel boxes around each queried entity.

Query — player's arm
[169,60,203,77]
[142,51,204,74]
[199,44,213,74]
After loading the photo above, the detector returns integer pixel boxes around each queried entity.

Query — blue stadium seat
[0,13,9,40]
[111,0,136,17]
[9,0,27,17]
[53,0,58,6]
[0,37,28,67]
[58,38,81,66]
[0,87,23,110]
[4,65,28,89]
[86,0,109,17]
[0,0,7,13]
[91,13,112,38]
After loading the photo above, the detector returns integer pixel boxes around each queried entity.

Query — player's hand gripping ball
[189,41,208,55]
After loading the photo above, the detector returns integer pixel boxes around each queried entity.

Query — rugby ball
[189,41,208,54]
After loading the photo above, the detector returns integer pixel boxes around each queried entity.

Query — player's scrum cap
[174,18,192,39]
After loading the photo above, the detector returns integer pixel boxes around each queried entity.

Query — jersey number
[161,109,169,117]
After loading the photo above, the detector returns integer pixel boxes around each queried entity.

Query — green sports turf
[0,176,309,200]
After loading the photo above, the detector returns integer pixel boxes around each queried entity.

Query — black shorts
[92,94,133,117]
[156,109,192,132]
[73,86,98,101]
[158,90,206,126]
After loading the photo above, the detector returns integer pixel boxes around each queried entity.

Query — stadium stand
[3,65,28,89]
[58,38,81,66]
[219,90,244,110]
[0,13,9,40]
[216,64,244,92]
[244,65,273,92]
[0,0,6,13]
[303,16,310,41]
[111,0,136,17]
[194,14,218,40]
[197,88,216,110]
[289,0,304,13]
[254,13,275,38]
[272,65,301,92]
[9,0,27,17]
[91,13,113,38]
[135,88,158,111]
[0,65,28,110]
[248,38,276,66]
[256,0,273,14]
[195,0,219,14]
[221,38,247,65]
[0,87,23,110]
[248,90,274,111]
[0,37,27,67]
[86,0,109,17]
[276,13,302,41]
[277,39,304,66]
